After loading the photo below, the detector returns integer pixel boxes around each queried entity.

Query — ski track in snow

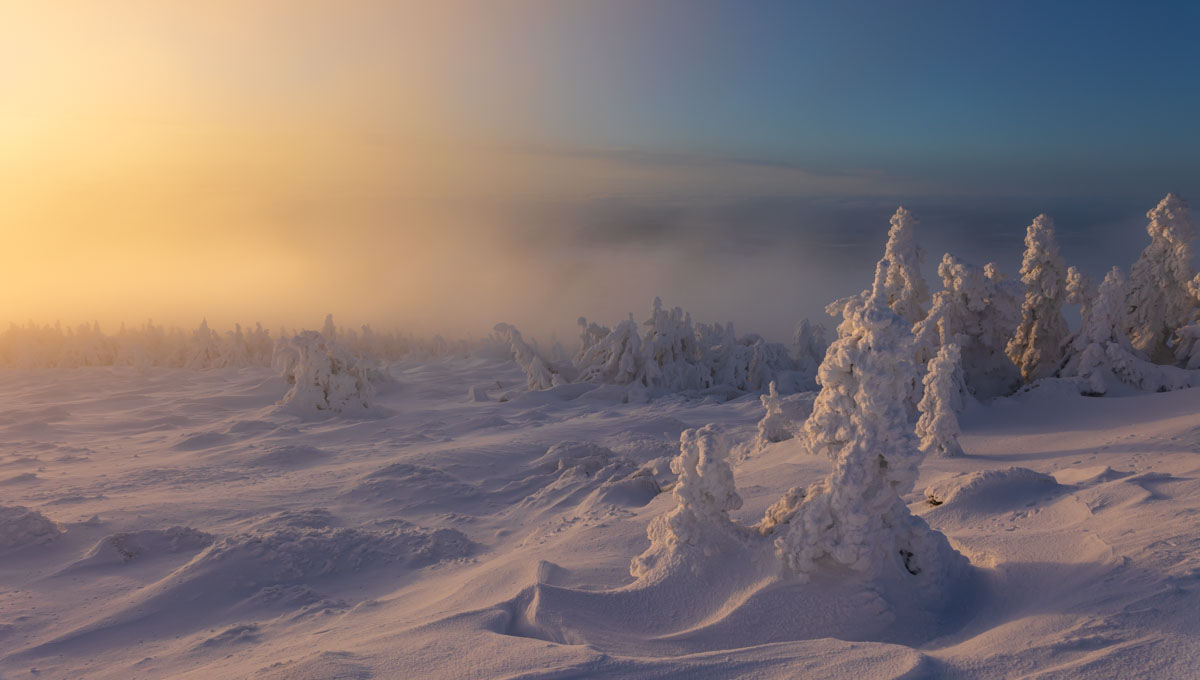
[1,360,1199,678]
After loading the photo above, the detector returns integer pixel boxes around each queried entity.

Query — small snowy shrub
[916,344,966,457]
[1125,193,1196,363]
[1007,214,1069,383]
[630,424,744,581]
[753,381,794,451]
[275,331,375,413]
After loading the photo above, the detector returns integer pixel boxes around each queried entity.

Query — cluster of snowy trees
[273,329,379,414]
[0,316,481,369]
[495,298,827,397]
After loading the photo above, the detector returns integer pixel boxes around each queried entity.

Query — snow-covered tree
[792,319,828,387]
[1066,266,1096,320]
[630,424,744,580]
[753,381,793,451]
[575,315,643,386]
[1061,267,1194,394]
[576,317,611,361]
[783,260,964,585]
[913,254,1022,398]
[275,330,375,413]
[1125,193,1196,363]
[881,206,930,324]
[492,323,559,390]
[916,344,966,457]
[1007,214,1070,383]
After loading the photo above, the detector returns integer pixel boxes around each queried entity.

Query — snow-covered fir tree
[783,260,965,585]
[881,206,930,324]
[630,424,744,581]
[916,344,966,457]
[1007,214,1070,383]
[275,330,375,413]
[1060,267,1194,394]
[913,254,1022,399]
[492,323,558,389]
[1125,193,1196,363]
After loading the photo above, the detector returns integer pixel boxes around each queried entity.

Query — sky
[2,1,1198,341]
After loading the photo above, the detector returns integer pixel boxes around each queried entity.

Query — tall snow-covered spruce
[1006,214,1069,383]
[788,260,966,590]
[881,206,930,324]
[1125,193,1196,363]
[630,424,745,581]
[916,344,966,457]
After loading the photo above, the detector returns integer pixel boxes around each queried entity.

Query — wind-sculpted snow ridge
[789,260,969,595]
[0,505,62,552]
[498,298,811,400]
[274,330,376,414]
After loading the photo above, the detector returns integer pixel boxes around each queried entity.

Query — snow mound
[0,505,61,552]
[69,527,215,569]
[343,463,480,511]
[924,467,1063,511]
[520,442,661,512]
[248,444,331,468]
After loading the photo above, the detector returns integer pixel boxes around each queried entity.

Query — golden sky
[0,2,916,336]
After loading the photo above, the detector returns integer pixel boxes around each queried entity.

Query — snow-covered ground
[2,359,1199,679]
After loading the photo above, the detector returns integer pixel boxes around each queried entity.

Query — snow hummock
[0,505,61,552]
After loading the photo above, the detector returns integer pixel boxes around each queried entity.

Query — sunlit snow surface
[2,359,1199,678]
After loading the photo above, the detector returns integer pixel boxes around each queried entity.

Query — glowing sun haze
[3,1,1199,340]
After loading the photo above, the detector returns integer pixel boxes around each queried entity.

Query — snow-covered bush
[1124,193,1196,363]
[1006,214,1069,383]
[630,424,744,581]
[275,330,375,413]
[492,323,561,390]
[575,315,643,386]
[783,260,966,586]
[916,344,966,457]
[753,381,794,452]
[881,206,930,324]
[1060,267,1195,394]
[913,254,1022,399]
